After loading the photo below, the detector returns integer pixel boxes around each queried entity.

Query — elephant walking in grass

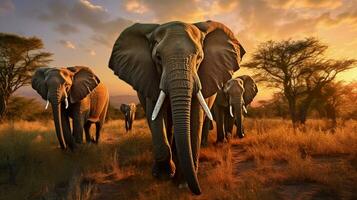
[202,75,258,145]
[108,21,245,194]
[32,66,109,150]
[120,103,136,132]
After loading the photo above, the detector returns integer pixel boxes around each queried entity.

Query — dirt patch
[278,182,323,200]
[231,143,256,179]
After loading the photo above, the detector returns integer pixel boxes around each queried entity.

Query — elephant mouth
[151,72,212,121]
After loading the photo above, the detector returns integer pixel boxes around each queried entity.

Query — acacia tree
[0,33,52,119]
[313,81,357,123]
[244,37,356,125]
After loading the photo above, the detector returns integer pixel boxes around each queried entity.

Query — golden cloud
[125,0,148,14]
[58,40,76,49]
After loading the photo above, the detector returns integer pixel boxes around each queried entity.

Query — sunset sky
[1,0,357,102]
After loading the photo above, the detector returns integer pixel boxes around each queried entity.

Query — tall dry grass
[0,118,356,199]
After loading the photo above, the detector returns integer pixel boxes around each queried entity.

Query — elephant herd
[31,21,257,195]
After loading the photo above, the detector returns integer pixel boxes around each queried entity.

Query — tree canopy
[243,37,356,124]
[0,33,52,119]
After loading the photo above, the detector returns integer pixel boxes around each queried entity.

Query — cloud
[36,0,132,47]
[58,40,76,49]
[229,0,357,53]
[0,0,15,15]
[124,0,148,14]
[54,23,79,35]
[89,49,96,56]
[79,0,106,12]
[268,0,343,9]
[121,0,238,22]
[25,0,357,53]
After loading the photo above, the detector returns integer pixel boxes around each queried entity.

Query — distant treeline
[6,81,356,122]
[5,96,146,121]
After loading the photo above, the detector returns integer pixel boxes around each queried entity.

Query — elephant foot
[226,132,232,142]
[214,139,228,147]
[237,132,245,139]
[75,138,83,144]
[178,182,188,189]
[152,159,176,180]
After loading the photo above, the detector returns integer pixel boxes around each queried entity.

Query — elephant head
[223,75,258,138]
[31,66,100,149]
[120,104,130,118]
[108,21,245,194]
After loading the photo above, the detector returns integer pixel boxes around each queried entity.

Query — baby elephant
[202,75,258,145]
[32,66,109,150]
[120,103,136,132]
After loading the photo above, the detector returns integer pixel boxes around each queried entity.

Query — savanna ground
[0,118,356,200]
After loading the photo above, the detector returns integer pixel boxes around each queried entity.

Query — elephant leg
[129,114,133,130]
[129,118,133,130]
[95,122,102,143]
[72,116,84,144]
[96,99,108,143]
[201,116,210,147]
[61,106,76,150]
[145,97,174,179]
[214,105,225,143]
[84,121,92,143]
[124,118,128,132]
[225,112,234,141]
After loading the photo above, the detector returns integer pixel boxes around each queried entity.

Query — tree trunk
[0,93,10,122]
[298,93,315,124]
[286,96,298,126]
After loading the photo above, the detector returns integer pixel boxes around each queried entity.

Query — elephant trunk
[51,102,66,149]
[235,103,244,138]
[49,89,74,149]
[167,64,201,195]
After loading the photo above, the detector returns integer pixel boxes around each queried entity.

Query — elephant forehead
[154,23,202,49]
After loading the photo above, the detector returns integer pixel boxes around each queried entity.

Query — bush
[6,96,52,121]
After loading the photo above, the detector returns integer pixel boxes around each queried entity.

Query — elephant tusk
[243,105,248,114]
[197,90,213,121]
[65,97,69,109]
[64,90,69,109]
[45,100,49,110]
[229,105,234,117]
[151,90,166,121]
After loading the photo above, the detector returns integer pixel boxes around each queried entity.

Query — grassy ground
[0,119,356,200]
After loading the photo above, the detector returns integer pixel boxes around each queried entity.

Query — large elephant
[108,21,245,194]
[202,75,258,145]
[120,103,136,132]
[32,66,109,150]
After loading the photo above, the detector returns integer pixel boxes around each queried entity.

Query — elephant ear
[67,66,100,103]
[239,75,258,105]
[194,21,246,98]
[120,104,126,113]
[108,23,160,100]
[32,67,50,100]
